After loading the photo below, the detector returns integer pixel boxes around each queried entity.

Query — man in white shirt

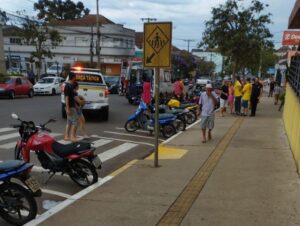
[199,83,219,143]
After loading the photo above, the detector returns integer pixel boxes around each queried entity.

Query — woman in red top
[142,77,151,104]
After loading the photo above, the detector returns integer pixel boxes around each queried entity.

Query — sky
[0,0,297,50]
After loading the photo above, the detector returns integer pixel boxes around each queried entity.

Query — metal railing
[288,55,300,98]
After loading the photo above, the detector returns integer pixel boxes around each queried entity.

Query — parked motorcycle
[11,113,101,188]
[0,160,41,225]
[167,99,198,125]
[124,101,177,138]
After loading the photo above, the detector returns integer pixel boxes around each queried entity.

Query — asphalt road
[0,93,159,224]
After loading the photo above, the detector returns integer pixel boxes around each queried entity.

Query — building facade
[3,15,135,76]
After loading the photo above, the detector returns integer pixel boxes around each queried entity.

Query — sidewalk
[36,96,300,226]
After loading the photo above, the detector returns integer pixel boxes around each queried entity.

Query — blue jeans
[234,96,242,113]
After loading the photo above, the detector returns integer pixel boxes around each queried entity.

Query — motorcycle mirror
[11,113,19,120]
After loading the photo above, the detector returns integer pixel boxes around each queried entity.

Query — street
[0,94,157,223]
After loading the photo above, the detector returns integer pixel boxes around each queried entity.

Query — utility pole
[183,39,195,52]
[96,0,101,70]
[90,26,94,66]
[141,18,157,23]
[0,15,6,73]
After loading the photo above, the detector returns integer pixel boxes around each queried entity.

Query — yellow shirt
[242,83,252,101]
[234,81,242,97]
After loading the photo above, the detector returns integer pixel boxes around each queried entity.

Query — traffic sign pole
[154,67,160,167]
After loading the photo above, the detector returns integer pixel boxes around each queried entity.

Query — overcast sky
[0,0,297,50]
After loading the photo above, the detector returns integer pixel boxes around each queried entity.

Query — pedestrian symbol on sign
[147,26,169,54]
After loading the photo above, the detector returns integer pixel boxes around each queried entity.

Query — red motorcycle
[11,113,101,187]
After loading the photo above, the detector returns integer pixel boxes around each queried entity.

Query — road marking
[91,135,154,147]
[146,145,188,160]
[0,133,62,149]
[110,159,138,177]
[92,139,113,148]
[24,176,113,226]
[41,189,71,199]
[0,128,16,133]
[115,127,150,134]
[104,130,164,141]
[0,132,19,142]
[99,143,138,162]
[156,118,244,226]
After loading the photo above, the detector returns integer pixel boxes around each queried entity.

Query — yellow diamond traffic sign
[144,22,172,68]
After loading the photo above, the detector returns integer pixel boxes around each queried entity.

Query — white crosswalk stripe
[0,128,16,133]
[0,127,140,163]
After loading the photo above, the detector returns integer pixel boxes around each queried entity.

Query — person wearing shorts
[64,72,78,142]
[241,78,252,116]
[199,84,219,143]
[220,80,229,117]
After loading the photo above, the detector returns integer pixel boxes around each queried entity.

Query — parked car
[0,76,34,99]
[103,75,120,94]
[33,76,64,95]
[46,64,63,76]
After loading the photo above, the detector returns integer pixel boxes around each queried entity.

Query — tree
[0,10,9,25]
[34,0,90,21]
[172,51,197,78]
[200,0,273,77]
[17,16,62,78]
[197,59,215,76]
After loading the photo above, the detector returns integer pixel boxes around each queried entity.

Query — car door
[54,78,60,93]
[14,78,23,95]
[21,78,30,94]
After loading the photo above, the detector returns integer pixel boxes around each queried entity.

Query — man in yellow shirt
[241,78,252,116]
[234,75,243,115]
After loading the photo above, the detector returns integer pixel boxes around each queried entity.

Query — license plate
[25,176,40,193]
[92,156,102,168]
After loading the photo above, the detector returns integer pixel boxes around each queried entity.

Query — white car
[46,64,63,76]
[33,77,64,95]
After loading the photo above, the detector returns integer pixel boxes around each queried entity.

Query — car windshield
[104,76,119,83]
[0,77,14,84]
[38,78,54,84]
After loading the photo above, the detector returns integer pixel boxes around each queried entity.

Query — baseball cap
[205,83,212,89]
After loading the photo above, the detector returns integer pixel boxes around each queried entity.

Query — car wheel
[102,108,109,121]
[9,90,15,99]
[28,89,34,98]
[52,88,56,95]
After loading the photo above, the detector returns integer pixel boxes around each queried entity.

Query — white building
[3,14,135,76]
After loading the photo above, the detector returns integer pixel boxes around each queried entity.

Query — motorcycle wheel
[175,118,186,131]
[69,159,98,188]
[185,111,197,125]
[162,124,176,138]
[0,182,37,226]
[14,145,23,160]
[124,120,139,132]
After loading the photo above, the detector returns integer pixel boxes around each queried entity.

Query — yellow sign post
[144,22,172,167]
[144,22,172,68]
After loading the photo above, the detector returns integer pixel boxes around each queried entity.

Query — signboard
[75,74,102,83]
[282,31,300,46]
[144,22,172,68]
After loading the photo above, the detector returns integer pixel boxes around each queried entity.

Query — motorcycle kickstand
[43,171,56,185]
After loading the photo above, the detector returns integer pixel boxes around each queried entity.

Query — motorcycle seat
[0,160,26,173]
[52,141,92,157]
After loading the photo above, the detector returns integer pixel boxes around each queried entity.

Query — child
[73,82,89,139]
[273,83,281,105]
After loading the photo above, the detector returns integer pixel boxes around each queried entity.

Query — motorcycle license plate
[25,176,40,193]
[92,156,102,168]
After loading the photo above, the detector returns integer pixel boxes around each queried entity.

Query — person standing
[141,76,151,104]
[241,78,252,116]
[220,80,229,117]
[228,81,234,114]
[234,75,243,115]
[268,78,275,97]
[198,83,219,143]
[250,77,262,117]
[173,78,184,101]
[64,72,78,142]
[273,83,281,105]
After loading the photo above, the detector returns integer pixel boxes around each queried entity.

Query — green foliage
[200,0,273,75]
[197,59,216,76]
[34,0,90,21]
[16,13,62,77]
[172,51,198,78]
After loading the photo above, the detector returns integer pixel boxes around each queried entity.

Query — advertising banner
[282,31,300,46]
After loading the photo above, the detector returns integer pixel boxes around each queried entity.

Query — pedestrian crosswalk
[0,127,144,163]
